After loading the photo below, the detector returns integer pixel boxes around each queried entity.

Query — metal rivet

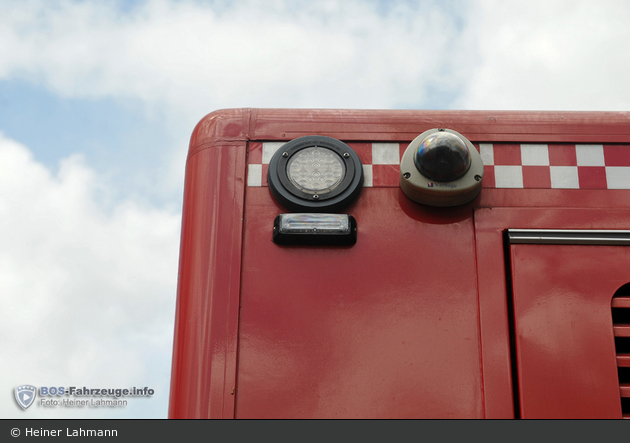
[282,152,289,157]
[438,128,445,131]
[313,194,319,200]
[343,152,350,158]
[403,172,411,179]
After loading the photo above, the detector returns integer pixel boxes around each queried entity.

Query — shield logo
[15,385,36,410]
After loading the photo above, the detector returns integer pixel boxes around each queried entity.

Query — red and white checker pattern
[247,141,406,188]
[247,141,630,189]
[481,143,630,189]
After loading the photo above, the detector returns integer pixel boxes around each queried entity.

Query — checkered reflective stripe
[481,143,630,189]
[247,141,630,189]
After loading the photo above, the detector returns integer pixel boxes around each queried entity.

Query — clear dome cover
[414,132,471,182]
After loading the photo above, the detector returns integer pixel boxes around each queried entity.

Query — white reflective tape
[362,165,373,187]
[494,165,523,188]
[521,144,549,166]
[576,144,605,166]
[247,164,262,187]
[372,143,400,165]
[606,167,630,189]
[262,142,286,164]
[550,166,579,189]
[479,144,494,165]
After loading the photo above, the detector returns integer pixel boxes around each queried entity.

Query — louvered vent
[612,283,630,419]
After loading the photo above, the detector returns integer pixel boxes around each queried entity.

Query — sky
[2,0,630,419]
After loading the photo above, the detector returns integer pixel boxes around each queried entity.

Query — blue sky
[0,80,173,202]
[2,0,630,419]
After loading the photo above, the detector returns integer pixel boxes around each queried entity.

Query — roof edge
[188,109,630,158]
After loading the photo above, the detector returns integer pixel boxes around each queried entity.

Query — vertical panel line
[502,229,521,419]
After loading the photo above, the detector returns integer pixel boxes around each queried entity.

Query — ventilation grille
[612,283,630,419]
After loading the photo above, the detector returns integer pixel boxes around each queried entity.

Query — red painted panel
[351,142,372,164]
[604,145,630,166]
[618,355,630,367]
[482,165,496,189]
[493,144,522,165]
[479,189,630,208]
[521,166,551,189]
[236,187,483,418]
[614,326,630,337]
[169,144,246,419]
[510,244,626,419]
[612,297,630,308]
[473,217,514,419]
[189,109,630,149]
[548,145,579,166]
[578,166,607,189]
[372,165,399,187]
[474,207,630,419]
[171,109,630,419]
[247,109,630,143]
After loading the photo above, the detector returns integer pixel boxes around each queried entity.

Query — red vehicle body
[169,109,630,419]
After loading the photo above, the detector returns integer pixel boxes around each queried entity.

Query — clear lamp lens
[279,213,350,234]
[287,147,346,194]
[273,213,357,245]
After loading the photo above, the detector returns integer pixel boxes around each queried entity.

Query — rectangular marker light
[273,213,357,246]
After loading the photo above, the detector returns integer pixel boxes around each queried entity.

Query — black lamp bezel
[267,136,363,212]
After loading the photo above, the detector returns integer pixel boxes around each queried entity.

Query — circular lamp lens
[414,132,471,182]
[267,136,363,212]
[287,147,346,194]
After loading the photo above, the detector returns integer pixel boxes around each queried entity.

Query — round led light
[414,132,471,182]
[287,147,346,194]
[267,136,363,212]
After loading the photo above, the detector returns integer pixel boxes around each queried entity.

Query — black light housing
[267,135,363,212]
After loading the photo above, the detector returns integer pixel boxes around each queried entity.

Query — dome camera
[400,128,483,207]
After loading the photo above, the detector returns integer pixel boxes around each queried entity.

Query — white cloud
[2,0,629,114]
[458,0,630,110]
[0,0,470,118]
[0,133,180,418]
